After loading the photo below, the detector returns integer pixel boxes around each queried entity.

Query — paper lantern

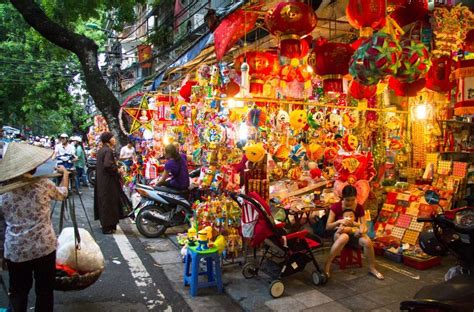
[244,143,266,163]
[390,0,428,28]
[306,143,324,161]
[349,32,401,86]
[248,108,267,127]
[223,80,240,97]
[348,80,377,99]
[426,56,455,93]
[333,153,376,182]
[346,0,386,36]
[274,144,290,162]
[310,41,355,93]
[324,146,338,161]
[265,2,318,59]
[453,59,474,116]
[395,40,431,83]
[342,134,359,152]
[289,110,307,131]
[465,29,474,53]
[235,51,276,95]
[389,77,426,97]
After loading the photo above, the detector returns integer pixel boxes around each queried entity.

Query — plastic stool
[183,246,223,297]
[334,247,362,270]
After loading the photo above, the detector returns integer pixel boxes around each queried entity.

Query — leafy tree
[8,0,148,145]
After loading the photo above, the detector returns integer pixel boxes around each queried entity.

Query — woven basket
[54,267,104,291]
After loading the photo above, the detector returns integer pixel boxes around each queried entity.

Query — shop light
[227,98,244,108]
[306,65,314,73]
[413,103,431,121]
[163,135,170,145]
[238,123,249,142]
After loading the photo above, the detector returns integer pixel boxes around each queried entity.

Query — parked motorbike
[132,168,201,238]
[400,205,474,311]
[86,157,96,187]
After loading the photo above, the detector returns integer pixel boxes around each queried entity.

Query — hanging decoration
[120,93,153,135]
[264,1,318,59]
[234,51,278,95]
[348,80,377,99]
[425,56,455,93]
[349,32,402,86]
[346,0,386,37]
[389,0,429,29]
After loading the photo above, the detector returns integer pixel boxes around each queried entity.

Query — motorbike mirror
[424,190,440,206]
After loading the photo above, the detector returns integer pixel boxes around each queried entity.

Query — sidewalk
[139,227,455,312]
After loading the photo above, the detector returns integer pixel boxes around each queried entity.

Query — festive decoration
[389,77,426,97]
[390,0,428,28]
[244,143,266,163]
[425,56,455,93]
[179,80,199,102]
[342,111,359,129]
[310,41,354,93]
[395,40,431,83]
[346,0,386,36]
[342,134,359,152]
[264,2,318,59]
[122,93,153,134]
[214,7,260,60]
[349,32,401,85]
[137,44,152,68]
[453,59,474,116]
[235,51,277,95]
[306,143,324,161]
[276,110,290,129]
[289,110,307,132]
[248,107,267,127]
[274,144,290,162]
[289,144,306,163]
[348,80,377,99]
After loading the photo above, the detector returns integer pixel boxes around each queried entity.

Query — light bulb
[414,103,430,121]
[238,123,248,142]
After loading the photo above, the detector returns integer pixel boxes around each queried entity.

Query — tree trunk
[10,0,129,147]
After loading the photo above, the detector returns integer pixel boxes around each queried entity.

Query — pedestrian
[71,136,89,192]
[0,142,70,312]
[94,132,130,234]
[119,140,136,169]
[51,133,76,169]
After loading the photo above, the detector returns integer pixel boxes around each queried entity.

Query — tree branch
[10,0,129,146]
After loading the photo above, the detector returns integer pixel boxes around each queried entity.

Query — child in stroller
[231,192,327,298]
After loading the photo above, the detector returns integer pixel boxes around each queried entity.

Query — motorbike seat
[154,186,189,195]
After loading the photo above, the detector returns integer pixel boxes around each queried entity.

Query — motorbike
[86,157,96,187]
[132,168,201,238]
[400,205,474,312]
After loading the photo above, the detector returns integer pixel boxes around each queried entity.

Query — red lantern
[454,59,474,116]
[389,77,426,97]
[309,41,354,93]
[265,2,318,59]
[223,80,240,97]
[426,56,455,93]
[464,29,474,53]
[346,0,386,36]
[235,51,276,95]
[390,0,428,28]
[349,80,377,99]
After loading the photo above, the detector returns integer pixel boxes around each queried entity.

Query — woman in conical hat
[0,142,70,311]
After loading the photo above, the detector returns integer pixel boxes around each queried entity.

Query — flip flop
[369,270,384,280]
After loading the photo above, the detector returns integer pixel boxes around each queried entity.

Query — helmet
[59,133,69,139]
[71,136,82,142]
[419,229,448,257]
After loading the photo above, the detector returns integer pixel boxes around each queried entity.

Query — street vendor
[153,144,190,191]
[324,185,384,280]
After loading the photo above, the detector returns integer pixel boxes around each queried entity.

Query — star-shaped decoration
[124,95,153,134]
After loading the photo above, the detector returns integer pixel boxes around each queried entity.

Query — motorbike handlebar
[416,217,434,223]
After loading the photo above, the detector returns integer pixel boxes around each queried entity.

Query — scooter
[86,157,96,187]
[132,168,201,238]
[400,206,474,312]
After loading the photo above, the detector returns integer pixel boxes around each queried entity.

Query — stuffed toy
[289,110,307,131]
[244,143,266,163]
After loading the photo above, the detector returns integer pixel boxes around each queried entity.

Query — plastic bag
[57,228,104,273]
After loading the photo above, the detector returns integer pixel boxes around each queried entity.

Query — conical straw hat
[0,142,53,182]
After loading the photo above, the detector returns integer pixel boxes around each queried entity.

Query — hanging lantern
[310,41,354,93]
[346,0,386,37]
[265,2,318,59]
[179,80,199,102]
[349,32,402,85]
[464,29,474,53]
[348,80,377,99]
[395,39,431,83]
[426,56,455,93]
[390,0,428,28]
[235,51,276,95]
[453,59,474,116]
[388,77,426,97]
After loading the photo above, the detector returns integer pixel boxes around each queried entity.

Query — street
[0,186,241,312]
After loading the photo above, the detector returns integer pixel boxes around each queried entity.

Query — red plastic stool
[334,247,362,270]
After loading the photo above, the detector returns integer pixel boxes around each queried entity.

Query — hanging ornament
[247,107,267,127]
[342,134,359,152]
[390,0,428,29]
[309,40,355,93]
[264,2,318,59]
[346,0,386,37]
[307,110,325,129]
[179,80,199,102]
[235,51,278,95]
[349,32,402,85]
[289,110,307,132]
[306,143,324,161]
[244,143,266,163]
[395,39,431,83]
[426,56,455,93]
[289,144,306,163]
[342,111,359,129]
[348,80,377,99]
[275,110,290,130]
[203,123,226,146]
[388,77,426,97]
[274,144,290,162]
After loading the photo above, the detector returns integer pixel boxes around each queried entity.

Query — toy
[289,110,307,131]
[244,143,266,163]
[197,230,209,251]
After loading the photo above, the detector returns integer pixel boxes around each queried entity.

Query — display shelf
[440,151,474,154]
[439,120,474,126]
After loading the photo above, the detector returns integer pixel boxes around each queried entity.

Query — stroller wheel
[269,280,285,298]
[312,271,328,286]
[242,262,258,279]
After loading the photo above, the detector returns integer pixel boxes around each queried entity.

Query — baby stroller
[230,192,327,298]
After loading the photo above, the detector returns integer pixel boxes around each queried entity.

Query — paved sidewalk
[138,228,455,312]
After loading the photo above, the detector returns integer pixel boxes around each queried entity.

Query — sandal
[102,229,115,234]
[369,270,384,280]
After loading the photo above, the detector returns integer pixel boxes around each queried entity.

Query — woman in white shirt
[119,141,135,168]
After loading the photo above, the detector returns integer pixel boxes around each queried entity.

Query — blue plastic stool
[183,246,223,297]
